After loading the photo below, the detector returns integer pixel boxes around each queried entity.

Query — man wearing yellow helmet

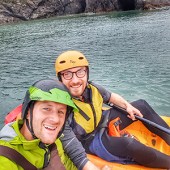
[55,50,170,168]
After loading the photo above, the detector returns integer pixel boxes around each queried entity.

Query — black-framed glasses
[61,68,87,80]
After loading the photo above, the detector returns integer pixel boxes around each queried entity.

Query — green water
[0,9,170,128]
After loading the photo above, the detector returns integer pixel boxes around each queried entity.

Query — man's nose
[50,111,60,122]
[71,72,79,82]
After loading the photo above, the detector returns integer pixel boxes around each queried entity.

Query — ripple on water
[0,9,170,129]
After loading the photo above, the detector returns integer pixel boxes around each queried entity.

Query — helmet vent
[60,60,66,64]
[55,51,89,73]
[79,57,84,60]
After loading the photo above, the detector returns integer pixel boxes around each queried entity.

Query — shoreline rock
[0,0,170,25]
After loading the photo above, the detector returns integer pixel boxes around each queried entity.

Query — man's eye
[58,111,65,115]
[79,69,84,73]
[43,108,50,111]
[64,72,71,76]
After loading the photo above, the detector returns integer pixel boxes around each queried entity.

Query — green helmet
[21,78,78,139]
[22,78,78,119]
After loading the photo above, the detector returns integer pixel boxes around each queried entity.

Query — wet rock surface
[0,0,170,24]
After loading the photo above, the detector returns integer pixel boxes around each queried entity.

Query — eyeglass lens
[62,69,86,80]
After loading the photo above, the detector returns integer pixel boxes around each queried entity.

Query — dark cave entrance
[118,0,136,11]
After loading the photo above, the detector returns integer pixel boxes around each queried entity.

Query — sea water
[0,9,170,129]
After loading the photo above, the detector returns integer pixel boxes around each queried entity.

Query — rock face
[0,0,170,24]
[143,0,170,10]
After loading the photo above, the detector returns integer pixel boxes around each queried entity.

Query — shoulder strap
[0,145,37,170]
[77,107,90,121]
[43,143,66,170]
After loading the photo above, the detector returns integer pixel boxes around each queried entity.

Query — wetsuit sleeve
[60,120,88,170]
[90,81,111,103]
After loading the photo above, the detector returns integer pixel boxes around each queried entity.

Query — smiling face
[25,101,67,144]
[61,66,88,98]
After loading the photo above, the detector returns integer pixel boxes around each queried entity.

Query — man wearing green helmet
[0,78,102,170]
[55,50,170,169]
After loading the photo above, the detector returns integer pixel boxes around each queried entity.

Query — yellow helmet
[55,50,89,74]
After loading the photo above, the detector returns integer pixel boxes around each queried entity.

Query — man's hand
[109,92,143,121]
[82,161,111,170]
[101,165,111,170]
[126,104,143,120]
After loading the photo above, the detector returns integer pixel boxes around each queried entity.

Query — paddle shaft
[110,104,170,135]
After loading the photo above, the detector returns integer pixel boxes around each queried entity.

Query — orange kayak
[5,105,170,169]
[88,116,170,170]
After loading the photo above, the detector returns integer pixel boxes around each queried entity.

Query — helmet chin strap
[26,102,37,139]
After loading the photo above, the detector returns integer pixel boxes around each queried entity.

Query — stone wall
[0,0,170,25]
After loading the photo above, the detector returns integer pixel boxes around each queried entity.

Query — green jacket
[0,120,77,170]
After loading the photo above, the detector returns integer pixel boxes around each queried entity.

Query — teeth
[44,125,56,130]
[72,84,81,88]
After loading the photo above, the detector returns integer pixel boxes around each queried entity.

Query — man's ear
[26,109,31,119]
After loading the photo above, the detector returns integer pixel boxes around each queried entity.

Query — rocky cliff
[0,0,170,25]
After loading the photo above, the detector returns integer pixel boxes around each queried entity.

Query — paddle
[109,103,170,135]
